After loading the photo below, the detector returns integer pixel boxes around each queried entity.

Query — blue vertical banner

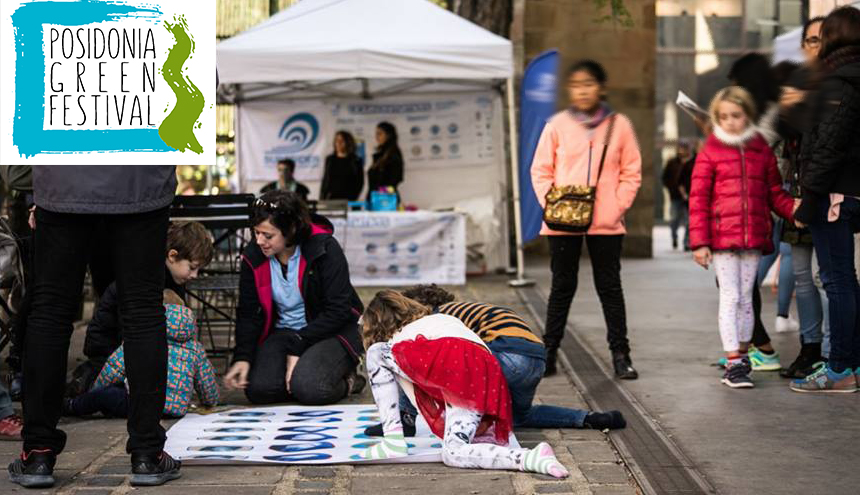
[519,49,559,243]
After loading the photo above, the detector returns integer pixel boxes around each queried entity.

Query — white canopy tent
[217,0,528,275]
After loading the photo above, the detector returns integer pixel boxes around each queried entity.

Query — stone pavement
[0,278,641,494]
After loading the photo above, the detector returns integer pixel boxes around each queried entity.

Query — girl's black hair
[251,191,312,246]
[376,122,399,150]
[566,59,608,85]
[728,53,780,117]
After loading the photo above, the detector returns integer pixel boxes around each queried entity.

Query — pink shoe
[0,415,23,441]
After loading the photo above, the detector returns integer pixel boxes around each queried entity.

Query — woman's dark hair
[334,130,357,156]
[728,53,780,116]
[566,59,608,85]
[376,122,398,150]
[372,122,401,170]
[277,158,296,171]
[251,190,312,246]
[819,6,860,60]
[401,284,456,308]
[801,16,826,46]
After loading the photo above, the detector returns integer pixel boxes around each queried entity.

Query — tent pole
[505,77,534,288]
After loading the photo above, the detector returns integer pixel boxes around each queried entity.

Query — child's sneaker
[790,364,857,393]
[721,360,754,389]
[748,347,781,371]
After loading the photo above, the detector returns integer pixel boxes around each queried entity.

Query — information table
[329,211,466,287]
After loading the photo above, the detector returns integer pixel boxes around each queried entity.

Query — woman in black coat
[223,191,365,405]
[791,6,860,392]
[320,131,364,201]
[366,122,404,203]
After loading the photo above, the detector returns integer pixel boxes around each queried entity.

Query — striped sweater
[436,302,544,346]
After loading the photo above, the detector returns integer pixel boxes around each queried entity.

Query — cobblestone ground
[0,276,640,494]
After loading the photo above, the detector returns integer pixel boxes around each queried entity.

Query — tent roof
[217,0,513,85]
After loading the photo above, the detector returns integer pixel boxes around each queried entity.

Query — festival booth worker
[224,191,366,405]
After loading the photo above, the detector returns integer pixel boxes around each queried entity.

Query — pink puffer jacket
[689,127,795,255]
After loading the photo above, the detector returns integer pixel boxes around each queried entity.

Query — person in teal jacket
[65,300,219,418]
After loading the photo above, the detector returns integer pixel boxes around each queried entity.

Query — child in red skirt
[359,290,569,478]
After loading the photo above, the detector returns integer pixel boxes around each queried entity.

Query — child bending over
[360,290,569,478]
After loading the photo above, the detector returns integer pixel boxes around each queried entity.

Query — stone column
[520,0,656,257]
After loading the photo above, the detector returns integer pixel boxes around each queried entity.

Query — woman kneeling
[224,191,365,404]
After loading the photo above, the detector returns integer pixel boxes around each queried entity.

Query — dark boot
[780,343,824,379]
[613,352,638,380]
[544,347,558,377]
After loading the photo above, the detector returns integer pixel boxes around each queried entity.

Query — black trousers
[22,207,169,456]
[544,235,630,355]
[751,280,772,347]
[245,332,356,406]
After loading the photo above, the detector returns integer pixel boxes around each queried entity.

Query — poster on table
[164,404,445,465]
[330,211,467,287]
[237,92,500,183]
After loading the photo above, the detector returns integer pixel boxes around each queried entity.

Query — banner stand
[506,76,534,288]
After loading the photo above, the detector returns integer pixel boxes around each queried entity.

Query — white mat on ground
[165,404,454,465]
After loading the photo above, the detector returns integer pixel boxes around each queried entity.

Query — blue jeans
[808,196,860,372]
[399,351,589,429]
[0,381,14,419]
[791,244,824,345]
[757,220,796,317]
[669,199,689,248]
[70,384,129,418]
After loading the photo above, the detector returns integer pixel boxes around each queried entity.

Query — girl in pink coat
[530,60,642,379]
[689,86,797,389]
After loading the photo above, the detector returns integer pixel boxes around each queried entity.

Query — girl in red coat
[689,86,797,389]
[359,290,569,478]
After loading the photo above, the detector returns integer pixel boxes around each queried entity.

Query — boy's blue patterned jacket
[94,304,220,417]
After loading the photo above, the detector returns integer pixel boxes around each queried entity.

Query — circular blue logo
[278,112,320,153]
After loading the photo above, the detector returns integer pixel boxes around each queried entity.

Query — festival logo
[0,0,216,165]
[278,112,319,153]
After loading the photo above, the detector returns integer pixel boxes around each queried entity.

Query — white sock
[520,442,569,479]
[360,429,408,460]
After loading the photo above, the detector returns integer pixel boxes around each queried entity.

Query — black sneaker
[721,360,754,389]
[8,449,56,488]
[612,353,638,380]
[347,372,367,395]
[544,348,558,377]
[130,451,181,487]
[364,410,417,437]
[583,410,626,430]
[780,345,824,379]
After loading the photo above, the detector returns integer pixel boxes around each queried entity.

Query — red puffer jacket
[689,128,795,255]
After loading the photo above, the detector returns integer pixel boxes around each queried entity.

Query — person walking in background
[321,131,364,201]
[689,87,797,389]
[366,122,404,204]
[260,159,310,203]
[791,6,860,394]
[531,60,642,379]
[8,166,181,489]
[662,142,692,251]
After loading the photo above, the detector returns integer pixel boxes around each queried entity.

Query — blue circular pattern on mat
[269,441,335,453]
[264,453,331,462]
